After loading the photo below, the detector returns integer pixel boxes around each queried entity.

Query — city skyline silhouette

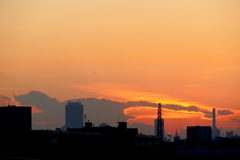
[0,102,240,159]
[1,0,239,158]
[0,90,239,139]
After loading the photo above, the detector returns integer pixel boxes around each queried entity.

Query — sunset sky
[1,0,240,134]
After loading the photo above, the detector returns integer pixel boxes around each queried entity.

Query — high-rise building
[187,126,212,148]
[226,131,234,138]
[212,108,220,139]
[0,105,32,131]
[61,101,84,131]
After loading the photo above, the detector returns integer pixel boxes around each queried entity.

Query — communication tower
[157,103,163,142]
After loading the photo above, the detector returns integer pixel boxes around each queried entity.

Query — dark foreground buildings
[0,105,240,159]
[1,123,240,159]
[187,126,212,148]
[0,105,31,131]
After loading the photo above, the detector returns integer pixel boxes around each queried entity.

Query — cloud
[230,119,240,123]
[0,94,44,115]
[162,106,234,119]
[164,104,202,112]
[163,104,212,118]
[13,91,132,129]
[0,95,11,106]
[218,110,234,116]
[0,95,11,100]
[8,90,237,135]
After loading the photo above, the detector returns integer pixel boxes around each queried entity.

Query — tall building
[226,131,234,138]
[212,108,220,139]
[0,105,32,131]
[62,101,84,131]
[187,126,212,148]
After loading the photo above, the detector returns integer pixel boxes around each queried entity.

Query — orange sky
[1,0,240,134]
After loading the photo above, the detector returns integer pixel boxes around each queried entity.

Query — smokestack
[212,108,216,138]
[212,108,216,129]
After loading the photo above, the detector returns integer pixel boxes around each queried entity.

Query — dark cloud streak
[0,95,11,106]
[230,119,240,122]
[0,91,236,134]
[218,110,234,116]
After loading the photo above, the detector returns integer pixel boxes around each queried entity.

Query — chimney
[212,108,216,129]
[212,108,216,138]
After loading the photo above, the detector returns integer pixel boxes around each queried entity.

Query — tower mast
[157,103,163,142]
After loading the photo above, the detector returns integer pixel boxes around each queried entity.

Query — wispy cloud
[218,110,234,116]
[71,83,184,104]
[0,95,11,106]
[163,104,212,117]
[0,95,44,114]
[230,119,240,123]
[72,83,237,120]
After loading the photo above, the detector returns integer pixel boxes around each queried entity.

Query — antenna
[157,103,163,142]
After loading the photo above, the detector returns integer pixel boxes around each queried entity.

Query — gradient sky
[1,0,240,134]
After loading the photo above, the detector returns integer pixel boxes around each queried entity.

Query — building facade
[62,101,84,130]
[187,126,212,148]
[212,108,220,139]
[0,105,31,131]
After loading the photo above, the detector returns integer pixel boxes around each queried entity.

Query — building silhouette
[61,101,84,131]
[226,131,234,138]
[0,104,240,158]
[187,126,212,148]
[68,121,138,136]
[0,105,31,131]
[212,108,220,139]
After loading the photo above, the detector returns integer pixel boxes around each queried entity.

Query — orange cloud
[32,106,43,114]
[0,95,11,106]
[124,105,240,134]
[124,106,202,123]
[71,83,197,105]
[72,82,238,131]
